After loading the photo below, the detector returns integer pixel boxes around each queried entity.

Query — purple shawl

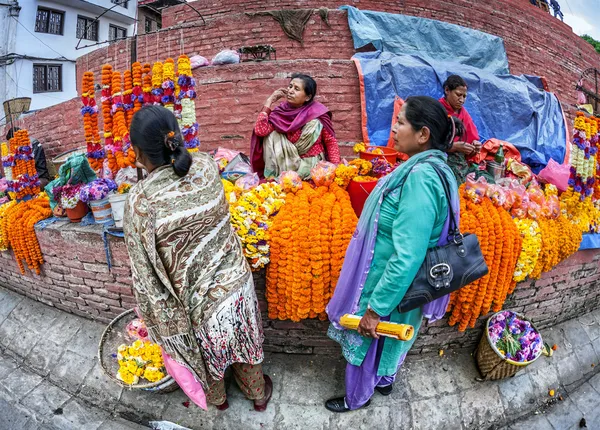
[250,101,336,178]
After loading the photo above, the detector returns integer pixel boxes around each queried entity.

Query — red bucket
[359,146,398,164]
[348,178,378,216]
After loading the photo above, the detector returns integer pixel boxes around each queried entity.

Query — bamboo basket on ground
[98,308,178,393]
[475,311,543,381]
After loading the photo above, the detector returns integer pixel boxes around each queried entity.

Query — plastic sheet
[352,51,568,173]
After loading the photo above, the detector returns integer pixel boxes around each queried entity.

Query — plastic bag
[279,171,303,193]
[126,319,148,340]
[485,184,507,207]
[465,173,488,204]
[211,49,240,65]
[537,159,570,192]
[508,183,529,219]
[223,153,252,175]
[162,352,207,411]
[115,166,138,186]
[189,55,210,69]
[527,180,546,207]
[235,173,259,190]
[542,194,560,219]
[506,158,533,184]
[527,201,541,220]
[310,161,337,187]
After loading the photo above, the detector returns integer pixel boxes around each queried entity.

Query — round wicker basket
[475,310,543,381]
[98,309,178,393]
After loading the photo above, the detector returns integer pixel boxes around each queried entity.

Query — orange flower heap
[267,182,357,321]
[5,194,52,274]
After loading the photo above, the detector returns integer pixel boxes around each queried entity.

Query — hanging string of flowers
[2,142,14,186]
[132,62,143,115]
[8,129,40,199]
[151,61,163,105]
[267,182,357,322]
[227,181,286,271]
[110,71,136,171]
[81,71,104,172]
[161,58,175,112]
[570,112,598,199]
[512,218,542,283]
[0,200,16,251]
[5,193,52,274]
[101,64,117,176]
[123,70,134,128]
[142,63,153,106]
[177,55,200,152]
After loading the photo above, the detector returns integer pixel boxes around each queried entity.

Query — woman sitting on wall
[439,74,482,184]
[250,73,341,179]
[124,106,272,412]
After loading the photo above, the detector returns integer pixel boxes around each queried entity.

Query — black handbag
[397,162,489,313]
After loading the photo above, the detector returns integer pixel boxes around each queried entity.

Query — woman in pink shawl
[439,74,483,184]
[251,74,340,179]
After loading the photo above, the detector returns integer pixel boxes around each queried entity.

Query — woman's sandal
[253,375,273,412]
[216,399,229,411]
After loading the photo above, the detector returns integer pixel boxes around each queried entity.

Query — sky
[561,0,600,40]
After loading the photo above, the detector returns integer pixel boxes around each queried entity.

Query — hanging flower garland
[8,130,40,199]
[101,64,117,176]
[132,62,143,115]
[228,182,286,270]
[142,63,153,106]
[0,200,16,251]
[512,218,542,283]
[570,112,598,199]
[177,55,200,152]
[267,183,357,321]
[81,71,104,172]
[5,193,52,274]
[2,141,14,185]
[123,70,134,128]
[110,71,136,171]
[161,58,175,111]
[151,61,164,105]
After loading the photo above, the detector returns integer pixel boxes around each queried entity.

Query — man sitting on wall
[5,127,51,188]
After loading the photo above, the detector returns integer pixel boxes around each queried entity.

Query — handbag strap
[422,161,463,243]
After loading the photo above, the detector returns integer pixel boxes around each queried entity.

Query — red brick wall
[0,223,598,354]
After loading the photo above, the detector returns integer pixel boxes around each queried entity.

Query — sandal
[253,375,273,412]
[215,399,229,411]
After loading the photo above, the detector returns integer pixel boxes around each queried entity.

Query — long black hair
[129,106,192,177]
[291,73,317,103]
[404,96,465,152]
[442,74,467,91]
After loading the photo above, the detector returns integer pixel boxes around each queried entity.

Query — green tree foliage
[581,34,600,54]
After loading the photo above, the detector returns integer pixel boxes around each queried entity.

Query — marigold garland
[0,200,16,251]
[81,71,104,172]
[267,182,357,321]
[151,61,163,105]
[4,193,52,274]
[142,63,153,106]
[176,55,200,152]
[513,219,542,283]
[8,130,40,199]
[132,62,143,114]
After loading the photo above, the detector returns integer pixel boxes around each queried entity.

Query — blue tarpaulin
[579,234,600,250]
[353,51,568,172]
[340,6,510,74]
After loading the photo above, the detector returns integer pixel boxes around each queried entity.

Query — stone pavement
[1,286,599,430]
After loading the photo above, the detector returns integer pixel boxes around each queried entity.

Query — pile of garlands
[266,182,357,322]
[0,193,52,274]
[447,185,522,331]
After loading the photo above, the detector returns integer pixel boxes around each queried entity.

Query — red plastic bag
[537,159,570,192]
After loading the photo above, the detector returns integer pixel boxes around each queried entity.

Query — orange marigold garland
[5,194,52,274]
[81,71,104,172]
[266,182,358,321]
[101,64,117,176]
[8,130,41,199]
[132,62,143,114]
[123,70,134,128]
[142,63,153,106]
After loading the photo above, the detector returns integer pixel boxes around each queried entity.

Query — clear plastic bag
[310,161,337,187]
[465,173,488,204]
[279,171,303,193]
[235,173,260,190]
[506,158,533,184]
[211,49,240,65]
[485,184,507,207]
[115,166,138,186]
[126,318,148,341]
[189,55,210,69]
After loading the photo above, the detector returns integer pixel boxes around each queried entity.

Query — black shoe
[325,397,371,413]
[375,385,393,396]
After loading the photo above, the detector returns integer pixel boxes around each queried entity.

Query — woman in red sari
[439,75,482,184]
[250,74,340,179]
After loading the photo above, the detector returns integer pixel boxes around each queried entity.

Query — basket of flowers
[475,310,544,380]
[98,309,178,393]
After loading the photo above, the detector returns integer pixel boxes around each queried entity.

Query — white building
[0,0,137,121]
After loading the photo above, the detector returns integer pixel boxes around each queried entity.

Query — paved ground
[1,286,599,430]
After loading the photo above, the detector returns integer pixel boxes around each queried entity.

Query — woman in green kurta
[325,96,464,412]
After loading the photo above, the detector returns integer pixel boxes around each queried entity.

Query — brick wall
[0,222,598,355]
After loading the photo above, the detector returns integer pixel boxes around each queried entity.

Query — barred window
[109,24,127,42]
[77,16,99,41]
[111,0,128,8]
[35,8,64,35]
[33,64,62,93]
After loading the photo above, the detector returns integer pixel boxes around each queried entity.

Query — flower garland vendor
[326,96,464,412]
[5,127,50,188]
[439,75,482,184]
[250,73,341,179]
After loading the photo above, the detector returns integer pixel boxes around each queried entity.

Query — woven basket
[475,311,543,381]
[3,97,31,122]
[98,309,179,393]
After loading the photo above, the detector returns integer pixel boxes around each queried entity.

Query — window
[76,16,99,41]
[111,0,128,8]
[35,7,64,35]
[109,24,127,42]
[145,17,153,33]
[33,64,62,93]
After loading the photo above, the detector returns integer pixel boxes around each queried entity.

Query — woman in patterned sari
[124,106,273,412]
[250,73,341,179]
